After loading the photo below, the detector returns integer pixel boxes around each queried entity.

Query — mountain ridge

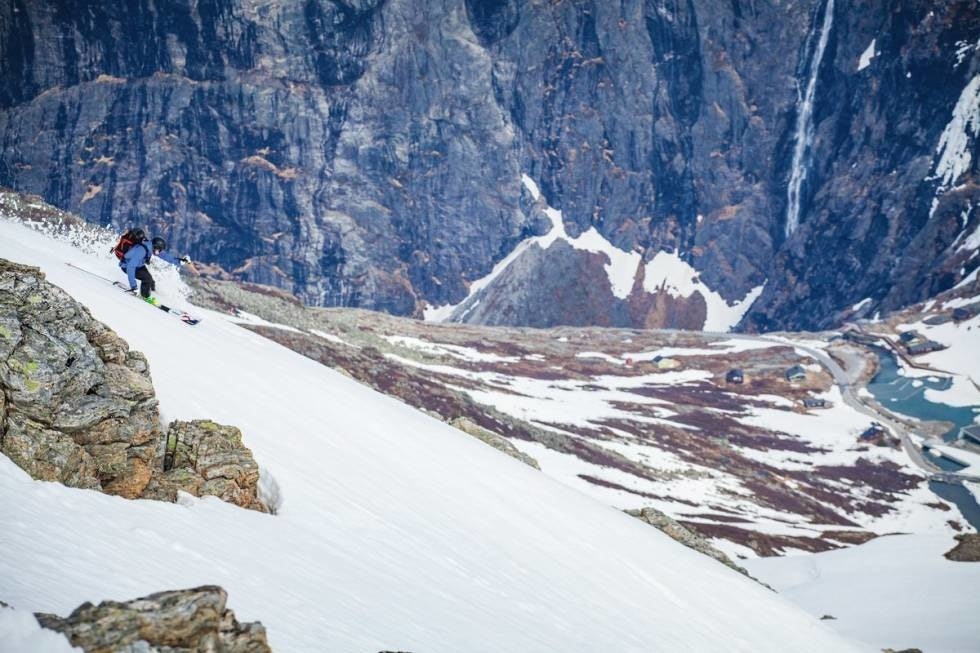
[0,1,977,330]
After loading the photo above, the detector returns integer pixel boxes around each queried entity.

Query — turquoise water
[866,349,978,440]
[867,348,980,530]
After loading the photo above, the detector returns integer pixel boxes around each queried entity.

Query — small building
[906,340,945,356]
[785,365,807,381]
[652,355,681,370]
[803,397,828,409]
[725,369,744,384]
[860,422,887,441]
[959,424,980,445]
[952,307,973,321]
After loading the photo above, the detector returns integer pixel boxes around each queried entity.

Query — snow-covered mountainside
[0,219,863,651]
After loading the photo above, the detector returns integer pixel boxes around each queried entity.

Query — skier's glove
[180,256,191,264]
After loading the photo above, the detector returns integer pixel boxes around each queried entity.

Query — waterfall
[785,0,835,238]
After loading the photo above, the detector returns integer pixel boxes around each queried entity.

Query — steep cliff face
[0,0,977,330]
[745,1,980,330]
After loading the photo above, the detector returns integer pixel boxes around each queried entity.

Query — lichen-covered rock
[142,420,267,513]
[0,259,161,497]
[944,533,980,561]
[1,258,267,513]
[34,586,271,653]
[450,416,540,469]
[626,507,751,578]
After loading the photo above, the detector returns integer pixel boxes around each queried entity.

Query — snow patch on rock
[428,175,761,330]
[857,38,876,71]
[643,250,765,332]
[933,75,980,191]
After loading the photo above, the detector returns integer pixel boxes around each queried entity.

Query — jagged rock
[0,258,266,512]
[449,416,540,469]
[0,259,160,497]
[34,586,271,653]
[142,420,267,513]
[626,507,751,578]
[944,533,980,561]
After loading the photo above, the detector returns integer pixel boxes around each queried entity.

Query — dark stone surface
[0,0,977,330]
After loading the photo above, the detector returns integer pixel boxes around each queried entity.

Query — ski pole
[65,262,118,285]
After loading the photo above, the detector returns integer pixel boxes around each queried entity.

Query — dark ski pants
[135,266,155,298]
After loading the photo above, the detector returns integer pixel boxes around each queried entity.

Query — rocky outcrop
[0,258,160,498]
[944,533,980,561]
[449,416,540,469]
[0,258,266,511]
[34,586,271,653]
[626,507,751,578]
[0,2,976,331]
[142,420,267,512]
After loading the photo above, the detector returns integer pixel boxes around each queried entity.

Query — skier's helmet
[151,237,166,251]
[131,228,145,242]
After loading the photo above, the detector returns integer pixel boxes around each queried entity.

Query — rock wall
[0,1,977,330]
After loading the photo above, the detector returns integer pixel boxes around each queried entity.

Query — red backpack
[111,229,149,262]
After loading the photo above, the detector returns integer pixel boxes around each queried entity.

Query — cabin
[785,365,807,381]
[952,307,974,322]
[802,398,828,409]
[725,369,744,384]
[860,422,887,441]
[906,340,945,356]
[959,424,980,445]
[652,355,681,370]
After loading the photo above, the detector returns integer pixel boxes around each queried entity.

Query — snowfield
[745,534,980,653]
[0,220,861,651]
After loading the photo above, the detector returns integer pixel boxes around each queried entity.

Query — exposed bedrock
[0,1,977,330]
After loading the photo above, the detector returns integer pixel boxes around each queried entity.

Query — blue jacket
[119,243,181,290]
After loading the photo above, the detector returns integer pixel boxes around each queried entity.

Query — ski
[65,262,201,325]
[113,283,201,325]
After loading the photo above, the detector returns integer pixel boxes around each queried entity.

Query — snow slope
[0,219,859,651]
[745,534,980,653]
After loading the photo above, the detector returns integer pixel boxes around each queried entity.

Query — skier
[116,229,190,301]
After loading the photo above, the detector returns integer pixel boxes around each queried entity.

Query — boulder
[944,533,980,562]
[0,258,267,513]
[0,259,160,497]
[34,586,271,652]
[142,420,267,512]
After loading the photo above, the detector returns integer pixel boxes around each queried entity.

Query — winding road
[724,332,980,483]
